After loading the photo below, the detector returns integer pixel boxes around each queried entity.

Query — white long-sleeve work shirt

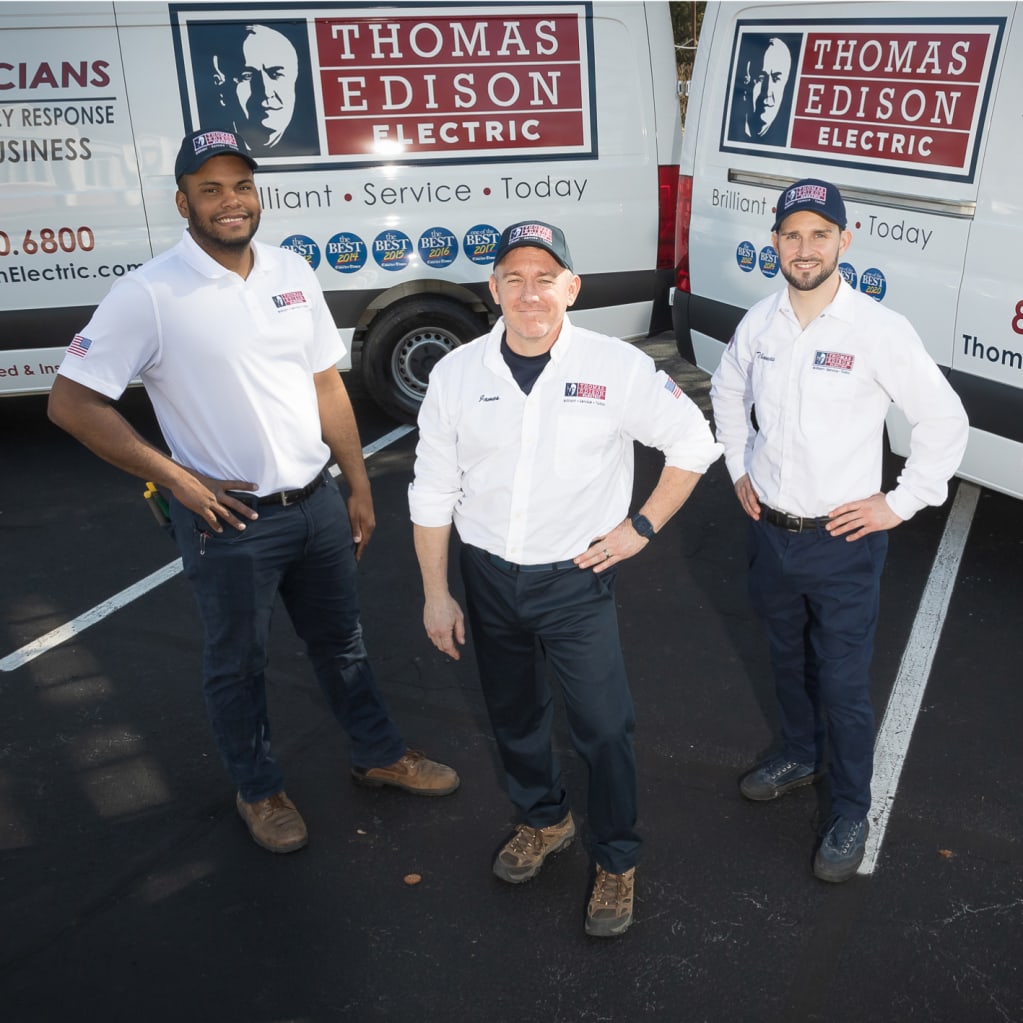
[709,280,969,520]
[409,316,722,564]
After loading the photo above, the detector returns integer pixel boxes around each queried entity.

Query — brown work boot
[585,865,636,937]
[236,791,308,854]
[351,749,460,796]
[493,812,576,884]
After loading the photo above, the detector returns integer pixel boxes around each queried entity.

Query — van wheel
[361,298,486,423]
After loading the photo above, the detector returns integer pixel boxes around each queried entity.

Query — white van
[672,1,1023,500]
[0,1,682,420]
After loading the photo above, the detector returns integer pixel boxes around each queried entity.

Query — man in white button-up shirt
[710,179,968,883]
[409,220,721,937]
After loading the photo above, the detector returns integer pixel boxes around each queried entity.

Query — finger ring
[603,548,611,559]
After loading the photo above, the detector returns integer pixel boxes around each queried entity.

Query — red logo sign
[721,18,1004,181]
[174,4,594,169]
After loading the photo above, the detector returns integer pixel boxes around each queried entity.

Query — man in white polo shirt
[48,128,458,855]
[409,220,722,936]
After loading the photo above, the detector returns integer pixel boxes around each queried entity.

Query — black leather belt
[486,551,578,573]
[762,505,831,533]
[236,473,326,507]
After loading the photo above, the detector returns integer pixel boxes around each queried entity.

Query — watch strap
[631,513,655,540]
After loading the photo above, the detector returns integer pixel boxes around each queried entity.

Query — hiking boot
[739,753,821,801]
[493,812,576,884]
[351,749,460,796]
[236,791,308,854]
[814,815,868,883]
[585,865,636,938]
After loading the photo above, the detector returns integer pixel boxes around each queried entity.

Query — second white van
[673,0,1022,500]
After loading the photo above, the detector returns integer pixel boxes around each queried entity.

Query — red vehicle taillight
[674,173,693,293]
[656,164,680,271]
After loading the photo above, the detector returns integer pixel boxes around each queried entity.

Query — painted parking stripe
[0,425,414,673]
[860,480,981,874]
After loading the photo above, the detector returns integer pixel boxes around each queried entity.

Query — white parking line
[0,425,414,674]
[0,560,185,673]
[860,480,981,874]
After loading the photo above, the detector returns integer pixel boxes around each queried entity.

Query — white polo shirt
[58,230,344,495]
[709,279,969,520]
[409,316,722,565]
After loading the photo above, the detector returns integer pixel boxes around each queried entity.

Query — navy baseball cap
[494,221,574,272]
[772,178,847,232]
[174,128,258,181]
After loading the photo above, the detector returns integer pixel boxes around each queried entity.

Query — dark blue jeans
[747,516,888,819]
[460,545,640,874]
[170,474,405,802]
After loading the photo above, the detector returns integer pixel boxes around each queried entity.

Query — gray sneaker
[493,812,576,884]
[739,753,821,801]
[814,816,868,883]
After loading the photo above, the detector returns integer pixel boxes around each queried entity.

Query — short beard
[781,254,838,292]
[188,210,260,254]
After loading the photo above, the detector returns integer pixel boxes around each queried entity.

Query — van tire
[360,297,486,423]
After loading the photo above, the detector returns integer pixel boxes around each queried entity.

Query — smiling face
[773,210,851,294]
[176,154,261,266]
[488,246,581,355]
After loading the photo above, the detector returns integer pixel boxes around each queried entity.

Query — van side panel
[0,2,681,408]
[952,13,1023,467]
[0,4,152,392]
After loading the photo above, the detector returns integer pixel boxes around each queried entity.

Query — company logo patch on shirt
[271,290,309,310]
[664,376,683,399]
[67,334,92,358]
[564,381,607,402]
[813,350,855,372]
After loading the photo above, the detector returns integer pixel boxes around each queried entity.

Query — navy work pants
[171,473,405,803]
[460,544,640,873]
[747,516,888,819]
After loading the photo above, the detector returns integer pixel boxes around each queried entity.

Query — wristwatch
[631,513,656,540]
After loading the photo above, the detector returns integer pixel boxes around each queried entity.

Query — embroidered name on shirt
[814,351,855,372]
[755,351,775,363]
[272,291,308,310]
[479,394,499,402]
[564,382,607,401]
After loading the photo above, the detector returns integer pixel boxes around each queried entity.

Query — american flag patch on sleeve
[67,334,92,359]
[664,376,683,399]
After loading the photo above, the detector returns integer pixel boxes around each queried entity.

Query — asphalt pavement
[1,337,1021,1023]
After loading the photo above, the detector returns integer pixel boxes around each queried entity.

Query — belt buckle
[784,513,802,532]
[280,490,293,507]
